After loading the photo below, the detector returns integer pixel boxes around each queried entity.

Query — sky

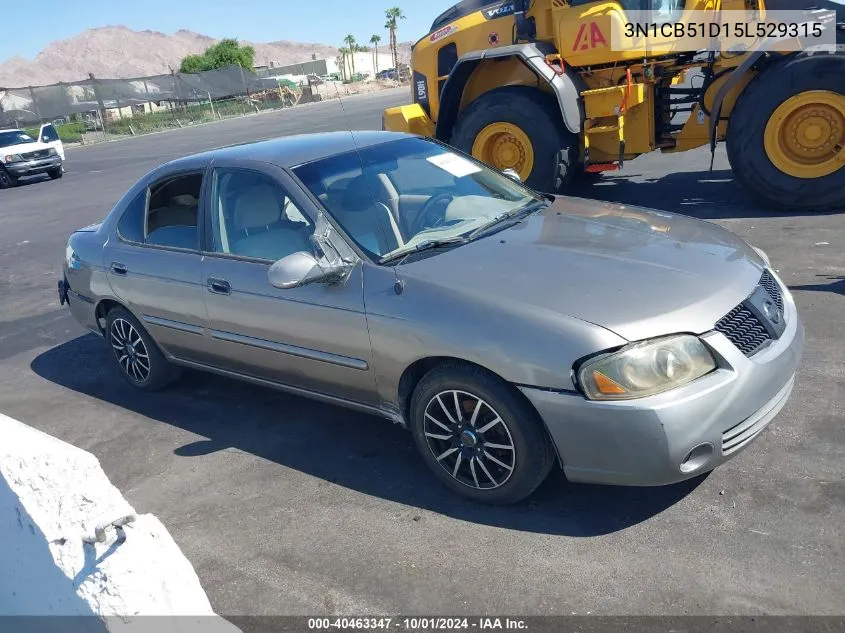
[0,0,437,63]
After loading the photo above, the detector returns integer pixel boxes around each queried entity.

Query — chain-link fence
[0,64,407,145]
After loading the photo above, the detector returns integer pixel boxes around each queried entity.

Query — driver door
[200,163,379,406]
[39,123,65,161]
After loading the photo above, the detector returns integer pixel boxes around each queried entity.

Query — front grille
[759,269,784,313]
[714,269,786,358]
[714,304,771,357]
[21,149,51,160]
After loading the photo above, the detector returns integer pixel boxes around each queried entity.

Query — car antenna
[329,76,403,294]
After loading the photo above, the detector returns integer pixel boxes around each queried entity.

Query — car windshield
[292,136,543,262]
[0,130,36,148]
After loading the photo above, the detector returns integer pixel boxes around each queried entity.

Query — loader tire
[726,51,845,213]
[449,86,578,194]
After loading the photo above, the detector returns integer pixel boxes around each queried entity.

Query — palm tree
[370,34,382,73]
[343,34,357,78]
[337,47,350,81]
[384,7,406,75]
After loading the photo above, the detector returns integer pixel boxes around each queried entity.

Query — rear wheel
[726,51,845,212]
[408,361,556,505]
[450,85,578,194]
[104,306,181,392]
[0,167,17,189]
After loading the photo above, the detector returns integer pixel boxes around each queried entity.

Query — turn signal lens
[577,334,717,401]
[592,370,627,395]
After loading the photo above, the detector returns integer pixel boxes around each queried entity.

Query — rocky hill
[0,26,414,88]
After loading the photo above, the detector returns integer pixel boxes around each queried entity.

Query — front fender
[362,264,627,412]
[435,42,587,142]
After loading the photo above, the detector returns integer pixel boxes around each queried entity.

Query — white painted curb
[0,412,241,632]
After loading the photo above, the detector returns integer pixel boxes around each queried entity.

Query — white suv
[0,123,65,189]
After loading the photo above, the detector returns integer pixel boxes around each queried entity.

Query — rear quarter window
[116,190,147,243]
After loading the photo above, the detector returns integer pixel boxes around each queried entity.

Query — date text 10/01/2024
[622,21,824,39]
[307,617,528,630]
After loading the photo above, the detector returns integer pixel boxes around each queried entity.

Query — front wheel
[48,167,63,180]
[450,86,579,194]
[0,168,18,189]
[726,50,845,212]
[408,362,556,505]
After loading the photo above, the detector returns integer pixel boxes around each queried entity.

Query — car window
[0,130,36,148]
[389,155,456,193]
[292,136,538,261]
[116,172,202,250]
[209,168,315,262]
[116,190,148,243]
[41,125,60,143]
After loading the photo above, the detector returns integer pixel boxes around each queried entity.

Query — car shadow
[570,168,845,220]
[30,333,708,537]
[789,275,845,296]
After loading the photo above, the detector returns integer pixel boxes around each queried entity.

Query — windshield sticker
[426,152,482,178]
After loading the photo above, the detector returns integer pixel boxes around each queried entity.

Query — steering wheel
[411,193,455,236]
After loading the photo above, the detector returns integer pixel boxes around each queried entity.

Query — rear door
[102,166,215,364]
[39,123,65,160]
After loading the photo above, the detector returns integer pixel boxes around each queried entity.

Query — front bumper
[520,276,805,487]
[6,156,62,176]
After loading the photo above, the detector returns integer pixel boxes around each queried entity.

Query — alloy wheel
[110,317,151,383]
[422,389,516,490]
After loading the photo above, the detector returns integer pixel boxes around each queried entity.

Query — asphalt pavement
[0,86,843,617]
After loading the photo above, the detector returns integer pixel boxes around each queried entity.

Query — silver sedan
[59,131,804,504]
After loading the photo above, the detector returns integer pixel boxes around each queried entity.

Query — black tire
[104,305,181,392]
[449,85,579,194]
[48,167,63,180]
[726,50,845,212]
[408,361,556,505]
[0,167,18,189]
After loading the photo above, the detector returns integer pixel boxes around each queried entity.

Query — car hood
[398,196,768,342]
[1,140,54,156]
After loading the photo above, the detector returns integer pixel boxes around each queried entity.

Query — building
[258,51,396,82]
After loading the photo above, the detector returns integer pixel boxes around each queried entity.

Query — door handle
[207,277,231,295]
[110,262,127,275]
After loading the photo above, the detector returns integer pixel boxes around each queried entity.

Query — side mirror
[502,168,521,182]
[267,251,343,289]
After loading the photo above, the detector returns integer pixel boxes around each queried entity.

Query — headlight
[576,334,717,401]
[4,154,23,163]
[47,148,57,156]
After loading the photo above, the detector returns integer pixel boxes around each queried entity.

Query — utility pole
[88,73,108,135]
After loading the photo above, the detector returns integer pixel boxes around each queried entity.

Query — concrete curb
[0,412,241,632]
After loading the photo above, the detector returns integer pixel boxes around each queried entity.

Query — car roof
[162,130,416,172]
[0,128,24,132]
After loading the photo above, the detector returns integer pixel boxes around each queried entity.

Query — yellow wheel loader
[382,0,845,212]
